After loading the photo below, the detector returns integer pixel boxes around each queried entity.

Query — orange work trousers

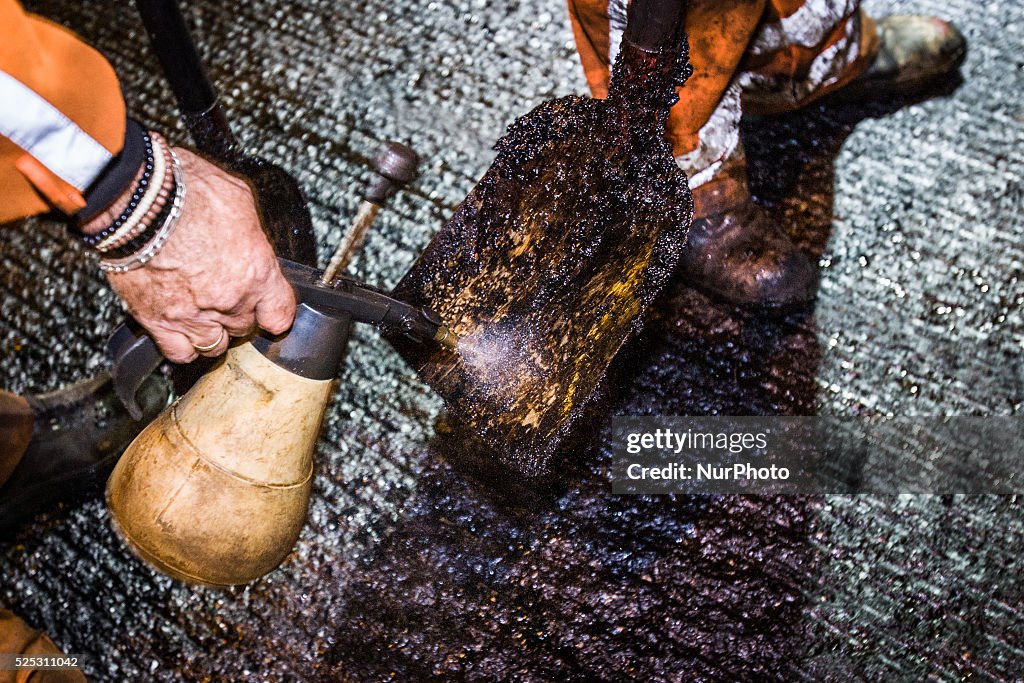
[568,0,878,184]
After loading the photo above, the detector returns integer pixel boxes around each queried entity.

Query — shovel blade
[392,94,692,476]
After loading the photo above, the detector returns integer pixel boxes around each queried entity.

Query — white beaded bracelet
[99,148,187,274]
[95,135,169,252]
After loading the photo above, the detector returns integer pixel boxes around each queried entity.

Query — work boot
[680,148,818,308]
[840,15,967,100]
[0,373,171,536]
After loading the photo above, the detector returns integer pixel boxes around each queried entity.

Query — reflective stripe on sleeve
[0,70,113,190]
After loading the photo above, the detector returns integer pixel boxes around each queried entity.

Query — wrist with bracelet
[73,124,187,273]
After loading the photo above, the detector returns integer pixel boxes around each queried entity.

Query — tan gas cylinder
[107,304,349,586]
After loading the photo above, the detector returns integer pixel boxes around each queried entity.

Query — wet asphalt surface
[1,0,1023,680]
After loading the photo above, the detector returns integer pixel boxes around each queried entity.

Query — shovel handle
[134,0,239,160]
[624,0,687,52]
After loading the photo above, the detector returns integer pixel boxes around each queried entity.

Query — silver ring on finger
[192,329,225,353]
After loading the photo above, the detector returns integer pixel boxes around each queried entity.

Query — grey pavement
[1,0,1022,680]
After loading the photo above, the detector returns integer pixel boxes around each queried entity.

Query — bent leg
[567,0,876,179]
[567,0,824,307]
[740,0,878,115]
[568,0,767,179]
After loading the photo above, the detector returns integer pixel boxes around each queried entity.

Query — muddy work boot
[842,15,967,99]
[680,148,818,308]
[0,373,171,536]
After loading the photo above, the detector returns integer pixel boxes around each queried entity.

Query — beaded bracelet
[99,179,177,260]
[104,152,175,252]
[95,134,169,252]
[78,132,155,248]
[123,133,177,245]
[99,148,187,274]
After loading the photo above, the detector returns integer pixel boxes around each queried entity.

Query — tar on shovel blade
[393,24,693,477]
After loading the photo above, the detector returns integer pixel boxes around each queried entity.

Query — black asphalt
[1,0,1022,680]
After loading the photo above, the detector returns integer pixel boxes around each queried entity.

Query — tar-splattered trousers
[567,0,879,190]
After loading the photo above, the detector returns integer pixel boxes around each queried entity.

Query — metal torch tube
[319,201,381,285]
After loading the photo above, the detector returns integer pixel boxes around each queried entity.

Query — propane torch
[103,141,459,587]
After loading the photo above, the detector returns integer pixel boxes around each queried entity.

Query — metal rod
[624,0,687,52]
[133,0,318,265]
[317,142,419,284]
[319,201,380,285]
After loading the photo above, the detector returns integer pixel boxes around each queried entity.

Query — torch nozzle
[433,325,459,351]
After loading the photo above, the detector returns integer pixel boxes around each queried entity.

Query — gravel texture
[1,0,1022,680]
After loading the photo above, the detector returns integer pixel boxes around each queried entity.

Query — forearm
[0,0,296,360]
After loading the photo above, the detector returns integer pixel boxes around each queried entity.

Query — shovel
[131,0,693,480]
[391,0,693,476]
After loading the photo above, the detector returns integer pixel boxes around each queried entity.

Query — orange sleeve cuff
[14,153,87,214]
[1,1,125,223]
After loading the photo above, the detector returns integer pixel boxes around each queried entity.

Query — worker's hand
[99,148,296,363]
